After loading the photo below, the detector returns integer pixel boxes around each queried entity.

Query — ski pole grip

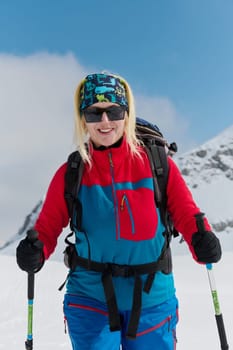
[194,212,205,234]
[27,229,39,243]
[26,229,38,300]
[215,314,229,350]
[27,273,35,300]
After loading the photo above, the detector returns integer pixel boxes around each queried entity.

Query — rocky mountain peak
[176,125,233,189]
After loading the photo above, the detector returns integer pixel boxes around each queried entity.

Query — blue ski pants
[63,294,178,350]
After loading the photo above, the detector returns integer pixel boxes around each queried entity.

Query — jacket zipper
[108,152,121,240]
[120,194,135,234]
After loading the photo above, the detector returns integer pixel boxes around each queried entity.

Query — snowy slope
[1,253,232,349]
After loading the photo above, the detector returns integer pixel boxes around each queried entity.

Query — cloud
[0,52,195,239]
[0,52,88,237]
[135,95,196,152]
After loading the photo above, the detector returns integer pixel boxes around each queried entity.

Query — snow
[191,178,233,226]
[1,251,232,349]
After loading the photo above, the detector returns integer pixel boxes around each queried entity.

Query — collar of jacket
[89,135,134,168]
[92,136,123,150]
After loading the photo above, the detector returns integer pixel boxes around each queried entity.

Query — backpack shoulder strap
[136,119,168,208]
[143,140,168,213]
[145,142,179,243]
[136,119,179,241]
[64,150,84,231]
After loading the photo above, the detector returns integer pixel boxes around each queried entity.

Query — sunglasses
[83,105,127,123]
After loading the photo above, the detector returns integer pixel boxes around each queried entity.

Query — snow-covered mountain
[0,200,48,258]
[175,125,233,238]
[177,126,233,187]
[1,124,233,256]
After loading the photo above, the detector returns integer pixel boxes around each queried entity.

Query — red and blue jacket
[35,137,211,310]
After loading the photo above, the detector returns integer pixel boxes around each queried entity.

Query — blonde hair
[74,73,142,165]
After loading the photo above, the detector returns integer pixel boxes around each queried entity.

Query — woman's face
[83,102,127,147]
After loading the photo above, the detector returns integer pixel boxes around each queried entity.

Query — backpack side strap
[64,151,84,231]
[143,142,168,209]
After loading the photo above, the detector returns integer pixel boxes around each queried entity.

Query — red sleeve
[166,157,212,261]
[34,163,69,259]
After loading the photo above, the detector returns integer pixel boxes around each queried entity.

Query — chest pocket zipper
[120,194,135,234]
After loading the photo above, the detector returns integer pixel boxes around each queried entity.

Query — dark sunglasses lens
[107,106,126,121]
[84,109,102,123]
[83,106,126,123]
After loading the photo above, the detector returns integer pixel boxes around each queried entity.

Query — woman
[16,73,221,350]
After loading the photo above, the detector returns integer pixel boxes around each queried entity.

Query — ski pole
[206,263,229,350]
[195,213,229,350]
[25,272,35,350]
[25,230,38,350]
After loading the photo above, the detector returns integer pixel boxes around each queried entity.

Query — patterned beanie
[79,73,128,111]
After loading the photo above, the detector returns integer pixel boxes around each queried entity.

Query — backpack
[62,117,178,338]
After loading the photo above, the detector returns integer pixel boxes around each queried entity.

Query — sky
[1,0,233,238]
[1,252,232,349]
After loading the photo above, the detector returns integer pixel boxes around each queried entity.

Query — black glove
[192,231,222,263]
[16,229,44,273]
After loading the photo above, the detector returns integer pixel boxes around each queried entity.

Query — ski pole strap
[69,253,170,338]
